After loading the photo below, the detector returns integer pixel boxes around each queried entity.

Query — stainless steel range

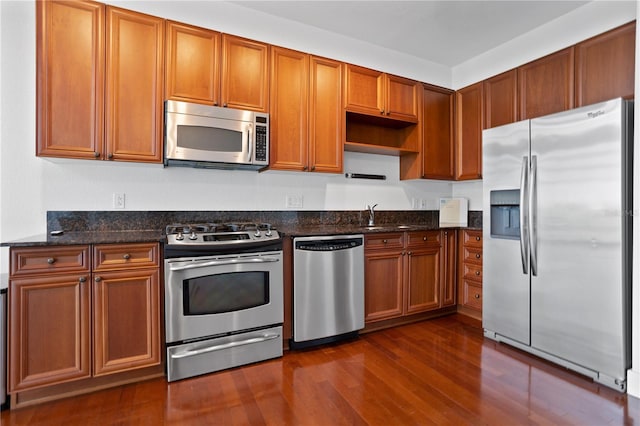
[164,222,283,382]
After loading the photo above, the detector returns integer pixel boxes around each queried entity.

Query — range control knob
[176,232,184,241]
[189,230,198,240]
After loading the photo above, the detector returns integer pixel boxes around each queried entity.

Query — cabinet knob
[408,251,412,256]
[475,271,481,276]
[107,153,113,159]
[380,109,385,115]
[475,253,481,259]
[303,165,308,171]
[423,236,427,241]
[47,257,56,264]
[94,152,100,158]
[123,253,131,260]
[474,293,480,299]
[475,236,481,241]
[213,102,219,106]
[79,276,87,283]
[95,276,102,282]
[382,239,388,244]
[310,165,316,171]
[223,103,228,108]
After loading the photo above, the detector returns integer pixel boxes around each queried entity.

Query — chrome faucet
[367,204,378,226]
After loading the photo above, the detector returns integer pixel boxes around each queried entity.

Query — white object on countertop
[439,198,468,227]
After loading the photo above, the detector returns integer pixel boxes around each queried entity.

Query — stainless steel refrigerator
[482,98,632,392]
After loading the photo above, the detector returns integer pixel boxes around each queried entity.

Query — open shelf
[344,141,419,156]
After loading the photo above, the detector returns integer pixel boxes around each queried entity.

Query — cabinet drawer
[406,231,440,248]
[463,263,483,282]
[93,243,160,271]
[462,230,483,248]
[463,246,482,265]
[10,245,90,276]
[365,233,404,250]
[462,280,482,311]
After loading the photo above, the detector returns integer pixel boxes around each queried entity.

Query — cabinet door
[575,22,635,107]
[221,35,269,112]
[441,230,457,307]
[93,269,161,376]
[519,47,574,120]
[405,247,440,314]
[9,274,91,391]
[484,69,518,129]
[36,0,104,159]
[455,82,483,180]
[269,47,309,171]
[422,85,454,179]
[364,251,404,322]
[385,74,419,122]
[344,64,384,117]
[105,7,164,163]
[165,21,220,105]
[309,56,343,173]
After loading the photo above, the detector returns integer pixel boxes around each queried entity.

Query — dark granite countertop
[1,230,165,247]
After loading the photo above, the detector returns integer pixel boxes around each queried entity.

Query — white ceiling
[232,1,591,67]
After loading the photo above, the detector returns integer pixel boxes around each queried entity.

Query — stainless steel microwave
[164,100,269,170]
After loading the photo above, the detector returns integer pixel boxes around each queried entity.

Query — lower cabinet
[364,230,456,325]
[8,243,161,401]
[457,229,483,319]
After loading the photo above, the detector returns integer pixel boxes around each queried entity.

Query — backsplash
[47,210,482,233]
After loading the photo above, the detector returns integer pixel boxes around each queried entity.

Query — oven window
[183,271,269,315]
[177,125,243,152]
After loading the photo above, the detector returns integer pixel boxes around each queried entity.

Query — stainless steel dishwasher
[291,234,364,349]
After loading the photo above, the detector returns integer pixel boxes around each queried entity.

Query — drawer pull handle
[79,276,87,283]
[475,271,481,276]
[474,293,480,299]
[47,258,56,264]
[475,253,481,259]
[123,254,131,260]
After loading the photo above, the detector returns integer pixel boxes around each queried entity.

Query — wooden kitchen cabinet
[364,230,454,326]
[457,230,483,319]
[165,25,269,112]
[36,2,164,163]
[519,47,574,120]
[455,82,483,180]
[344,64,419,123]
[575,21,636,107]
[8,243,162,404]
[421,84,455,180]
[484,69,518,129]
[441,230,457,307]
[269,47,343,173]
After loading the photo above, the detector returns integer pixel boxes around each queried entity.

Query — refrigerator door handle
[519,156,530,274]
[529,155,538,276]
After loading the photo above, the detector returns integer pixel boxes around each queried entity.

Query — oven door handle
[169,333,281,359]
[169,256,280,271]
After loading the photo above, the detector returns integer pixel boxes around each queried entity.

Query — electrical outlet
[412,198,420,209]
[113,193,125,209]
[419,199,428,209]
[285,194,303,209]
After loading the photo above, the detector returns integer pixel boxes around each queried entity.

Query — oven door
[165,251,283,344]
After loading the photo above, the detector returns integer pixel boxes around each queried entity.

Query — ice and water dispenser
[490,189,520,239]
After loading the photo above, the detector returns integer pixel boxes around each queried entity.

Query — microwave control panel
[255,124,268,162]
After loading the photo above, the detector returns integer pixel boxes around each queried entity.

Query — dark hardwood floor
[2,314,638,425]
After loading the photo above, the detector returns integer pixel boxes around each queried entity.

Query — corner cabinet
[36,2,164,163]
[364,230,456,328]
[457,230,483,319]
[421,84,455,180]
[8,243,162,407]
[455,82,483,180]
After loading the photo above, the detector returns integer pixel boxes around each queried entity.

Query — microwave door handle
[246,125,253,163]
[169,256,280,271]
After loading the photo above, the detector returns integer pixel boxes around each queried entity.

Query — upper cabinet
[575,21,636,107]
[166,24,269,112]
[344,64,419,123]
[483,69,518,129]
[518,47,574,120]
[37,2,164,163]
[421,84,455,180]
[269,47,343,173]
[455,82,483,180]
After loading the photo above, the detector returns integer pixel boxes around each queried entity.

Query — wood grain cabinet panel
[269,47,342,173]
[458,230,483,319]
[93,269,161,376]
[165,21,220,105]
[575,21,636,107]
[405,246,440,314]
[10,245,90,277]
[455,82,483,180]
[365,249,405,322]
[519,47,574,120]
[36,0,105,159]
[93,243,159,271]
[484,69,518,129]
[221,35,269,112]
[441,230,457,307]
[422,85,455,180]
